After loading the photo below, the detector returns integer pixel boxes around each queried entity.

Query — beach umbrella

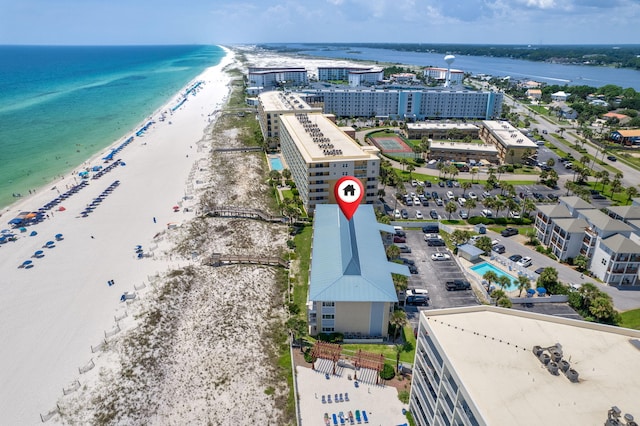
[55,233,63,240]
[22,260,32,266]
[45,241,55,247]
[19,227,27,232]
[30,231,37,236]
[58,206,66,211]
[34,250,44,257]
[526,288,536,295]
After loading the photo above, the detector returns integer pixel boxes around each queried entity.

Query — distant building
[423,67,464,85]
[478,121,538,163]
[391,73,417,83]
[279,112,380,213]
[257,91,322,148]
[526,88,542,100]
[247,67,308,90]
[551,91,570,101]
[610,129,640,146]
[317,66,378,81]
[602,112,631,124]
[307,204,409,339]
[402,122,479,140]
[428,142,499,164]
[300,87,503,120]
[348,69,385,87]
[410,306,640,425]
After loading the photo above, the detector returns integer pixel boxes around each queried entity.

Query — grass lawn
[280,188,294,201]
[342,342,415,364]
[292,225,312,310]
[620,308,640,330]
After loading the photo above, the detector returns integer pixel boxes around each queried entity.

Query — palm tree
[517,275,530,297]
[406,164,416,180]
[286,317,308,352]
[466,198,477,217]
[574,254,589,272]
[600,173,610,191]
[483,270,498,290]
[390,309,408,342]
[282,168,292,180]
[505,198,518,217]
[493,198,505,217]
[386,245,401,260]
[437,161,445,179]
[497,275,511,291]
[462,181,472,197]
[400,158,408,172]
[610,179,622,200]
[392,274,408,293]
[445,201,458,220]
[522,198,537,218]
[470,166,479,184]
[626,186,639,202]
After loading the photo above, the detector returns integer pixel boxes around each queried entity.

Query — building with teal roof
[307,204,409,340]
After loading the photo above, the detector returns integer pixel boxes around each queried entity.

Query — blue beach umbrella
[22,260,32,266]
[55,233,63,240]
[30,231,37,236]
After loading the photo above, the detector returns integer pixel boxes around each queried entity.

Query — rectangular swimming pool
[470,262,518,292]
[269,156,284,171]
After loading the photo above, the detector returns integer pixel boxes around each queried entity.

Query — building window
[322,327,335,333]
[322,314,335,319]
[322,301,335,307]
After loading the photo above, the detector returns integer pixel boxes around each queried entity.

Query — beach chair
[328,394,332,403]
[332,413,338,426]
[362,410,369,424]
[339,411,345,425]
[339,393,344,402]
[322,395,326,404]
[355,410,361,424]
[354,381,359,388]
[348,411,354,425]
[345,392,349,401]
[335,393,339,403]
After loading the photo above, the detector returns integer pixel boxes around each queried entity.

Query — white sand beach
[0,46,290,424]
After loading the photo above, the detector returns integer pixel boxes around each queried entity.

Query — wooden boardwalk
[206,253,289,268]
[206,206,284,223]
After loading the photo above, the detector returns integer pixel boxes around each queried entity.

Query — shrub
[286,239,296,249]
[303,348,316,363]
[380,363,396,380]
[317,332,344,343]
[398,390,410,404]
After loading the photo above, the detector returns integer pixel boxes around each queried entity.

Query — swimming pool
[470,262,518,292]
[269,156,284,171]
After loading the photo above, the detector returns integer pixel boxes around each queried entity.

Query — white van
[458,197,466,206]
[446,191,455,200]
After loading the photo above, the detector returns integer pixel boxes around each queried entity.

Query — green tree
[286,317,308,353]
[546,158,555,167]
[269,170,281,183]
[470,166,479,183]
[406,164,416,179]
[451,229,471,246]
[626,186,639,202]
[517,275,530,297]
[483,270,499,290]
[445,201,458,220]
[392,273,409,293]
[386,245,400,260]
[476,236,493,255]
[390,309,408,342]
[400,158,408,172]
[537,267,559,291]
[574,254,589,272]
[497,275,512,291]
[282,168,292,180]
[465,198,477,217]
[600,172,610,191]
[462,181,472,197]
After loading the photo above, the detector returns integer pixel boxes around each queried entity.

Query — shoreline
[0,46,227,214]
[0,46,236,423]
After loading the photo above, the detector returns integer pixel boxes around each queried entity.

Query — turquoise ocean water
[0,45,225,210]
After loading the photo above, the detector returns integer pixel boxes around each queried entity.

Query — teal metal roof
[308,204,407,303]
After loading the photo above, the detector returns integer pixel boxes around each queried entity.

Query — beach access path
[0,49,234,424]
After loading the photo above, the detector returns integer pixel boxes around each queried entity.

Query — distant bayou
[261,43,640,71]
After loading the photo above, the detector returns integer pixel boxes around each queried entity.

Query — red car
[393,235,406,243]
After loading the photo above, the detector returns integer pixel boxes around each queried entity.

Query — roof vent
[565,368,579,383]
[605,406,637,426]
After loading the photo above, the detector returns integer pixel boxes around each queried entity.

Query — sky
[1,0,639,45]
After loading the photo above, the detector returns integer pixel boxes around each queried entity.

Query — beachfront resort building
[247,67,308,90]
[279,112,380,213]
[347,69,385,87]
[423,67,464,85]
[409,306,640,426]
[317,66,384,84]
[300,88,503,121]
[257,91,322,148]
[307,204,409,340]
[478,120,538,163]
[533,197,640,286]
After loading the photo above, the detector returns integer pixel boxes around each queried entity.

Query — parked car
[415,211,424,219]
[481,209,493,218]
[438,181,445,187]
[421,199,430,206]
[492,244,506,254]
[517,256,532,267]
[435,198,444,206]
[564,162,573,169]
[534,267,545,275]
[431,191,439,199]
[446,191,455,200]
[509,254,523,262]
[458,197,466,206]
[394,209,401,219]
[607,155,617,161]
[429,210,439,219]
[431,253,451,261]
[395,230,406,237]
[426,239,446,247]
[401,209,409,219]
[542,129,548,134]
[452,181,460,187]
[408,264,419,274]
[396,244,412,253]
[446,279,471,291]
[501,227,519,237]
[411,179,418,187]
[422,224,439,233]
[398,257,414,265]
[405,295,428,306]
[393,235,406,243]
[459,210,469,219]
[468,192,477,200]
[509,211,521,219]
[424,181,432,187]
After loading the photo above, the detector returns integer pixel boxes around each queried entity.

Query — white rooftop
[422,306,640,425]
[406,122,479,131]
[430,141,498,153]
[482,120,538,149]
[258,91,319,113]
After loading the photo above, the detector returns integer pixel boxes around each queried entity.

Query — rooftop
[406,122,479,131]
[536,203,573,218]
[606,205,640,220]
[422,306,640,425]
[580,209,634,233]
[258,91,319,113]
[430,141,498,153]
[279,113,379,162]
[552,218,589,233]
[559,196,594,210]
[600,233,640,254]
[615,129,640,137]
[308,204,407,303]
[482,121,538,149]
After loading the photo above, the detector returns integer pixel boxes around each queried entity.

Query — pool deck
[297,363,408,426]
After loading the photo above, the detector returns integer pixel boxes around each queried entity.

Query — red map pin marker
[334,176,364,221]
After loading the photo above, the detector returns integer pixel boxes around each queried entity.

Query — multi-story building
[348,69,385,87]
[391,73,417,83]
[410,306,640,426]
[300,88,503,120]
[247,67,308,90]
[279,112,380,213]
[256,91,322,148]
[534,203,573,244]
[402,122,479,140]
[577,209,633,260]
[317,66,378,81]
[548,218,589,261]
[423,67,464,85]
[590,234,640,286]
[428,142,499,164]
[307,204,408,339]
[479,121,539,163]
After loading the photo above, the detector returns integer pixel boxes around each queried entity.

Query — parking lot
[398,229,479,329]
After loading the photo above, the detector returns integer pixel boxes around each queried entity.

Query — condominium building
[423,67,464,85]
[534,204,572,244]
[307,204,408,339]
[347,69,384,87]
[247,67,308,90]
[300,88,503,120]
[590,234,640,286]
[279,112,380,213]
[317,66,378,81]
[256,91,322,148]
[547,218,589,261]
[402,122,479,140]
[577,209,633,260]
[410,306,640,426]
[428,142,499,164]
[479,121,539,163]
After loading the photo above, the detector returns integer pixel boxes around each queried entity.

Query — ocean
[0,45,225,210]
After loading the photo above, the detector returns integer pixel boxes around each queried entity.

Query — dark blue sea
[266,43,640,91]
[0,45,225,209]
